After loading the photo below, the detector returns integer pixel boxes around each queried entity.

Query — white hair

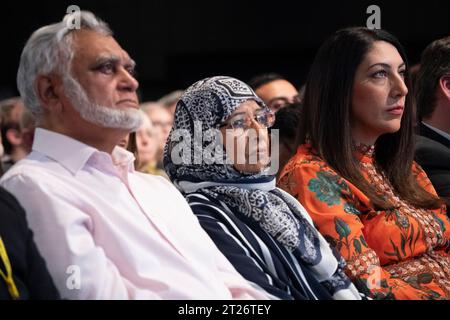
[17,11,112,118]
[64,72,142,131]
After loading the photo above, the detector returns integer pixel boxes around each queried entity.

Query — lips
[248,148,269,161]
[386,105,404,115]
[117,99,138,108]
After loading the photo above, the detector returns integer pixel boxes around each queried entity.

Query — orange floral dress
[278,143,450,300]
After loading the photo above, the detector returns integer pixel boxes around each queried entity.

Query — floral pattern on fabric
[278,143,450,300]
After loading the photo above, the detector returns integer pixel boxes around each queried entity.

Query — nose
[118,67,139,92]
[390,73,408,99]
[249,116,264,130]
[247,118,267,142]
[138,134,150,147]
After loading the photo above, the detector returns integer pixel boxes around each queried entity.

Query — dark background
[1,0,449,101]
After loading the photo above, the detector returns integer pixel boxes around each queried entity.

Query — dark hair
[299,27,442,210]
[248,73,286,91]
[415,36,450,120]
[272,102,303,152]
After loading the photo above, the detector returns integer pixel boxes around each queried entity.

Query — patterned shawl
[164,76,361,299]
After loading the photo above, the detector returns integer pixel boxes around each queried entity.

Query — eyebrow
[91,55,136,68]
[230,106,264,117]
[268,97,289,103]
[367,62,406,71]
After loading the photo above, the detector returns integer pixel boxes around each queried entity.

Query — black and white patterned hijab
[164,76,362,300]
[164,76,271,184]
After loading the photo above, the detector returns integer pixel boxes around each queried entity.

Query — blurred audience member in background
[19,109,36,155]
[271,103,302,181]
[158,90,184,116]
[0,97,27,172]
[135,110,167,178]
[415,36,450,199]
[249,73,300,112]
[141,101,173,168]
[409,63,421,93]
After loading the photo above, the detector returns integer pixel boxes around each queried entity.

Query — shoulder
[185,192,246,229]
[186,192,227,216]
[281,144,333,177]
[0,161,64,199]
[415,135,450,161]
[279,144,340,191]
[0,187,27,232]
[1,152,68,187]
[0,187,24,212]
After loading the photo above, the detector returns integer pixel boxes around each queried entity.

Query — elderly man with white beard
[0,11,269,300]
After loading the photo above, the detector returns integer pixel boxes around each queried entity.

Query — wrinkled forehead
[70,29,134,66]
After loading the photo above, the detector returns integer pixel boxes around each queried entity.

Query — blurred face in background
[118,133,130,149]
[145,106,173,155]
[0,120,4,158]
[136,113,159,167]
[255,79,300,112]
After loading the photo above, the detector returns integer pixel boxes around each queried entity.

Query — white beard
[63,74,143,131]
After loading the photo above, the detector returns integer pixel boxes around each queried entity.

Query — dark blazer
[415,123,450,198]
[0,187,60,300]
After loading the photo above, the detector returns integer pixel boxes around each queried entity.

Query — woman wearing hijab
[164,76,361,300]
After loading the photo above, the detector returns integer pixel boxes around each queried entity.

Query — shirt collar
[32,128,135,175]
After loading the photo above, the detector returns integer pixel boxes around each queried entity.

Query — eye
[269,98,288,111]
[399,69,406,78]
[372,70,388,79]
[231,118,245,129]
[255,113,266,124]
[125,66,137,77]
[96,62,115,74]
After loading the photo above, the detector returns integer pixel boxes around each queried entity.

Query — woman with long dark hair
[278,27,449,299]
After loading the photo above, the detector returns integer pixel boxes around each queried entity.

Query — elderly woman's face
[351,41,408,145]
[136,114,159,166]
[220,100,271,173]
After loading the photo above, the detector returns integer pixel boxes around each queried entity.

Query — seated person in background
[164,76,362,300]
[278,27,450,299]
[0,11,268,300]
[158,90,184,116]
[0,97,27,172]
[248,73,300,112]
[19,108,36,155]
[135,110,167,178]
[414,36,450,199]
[141,101,173,168]
[271,103,302,181]
[118,132,131,149]
[0,187,59,300]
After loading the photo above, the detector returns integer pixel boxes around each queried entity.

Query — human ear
[35,74,63,113]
